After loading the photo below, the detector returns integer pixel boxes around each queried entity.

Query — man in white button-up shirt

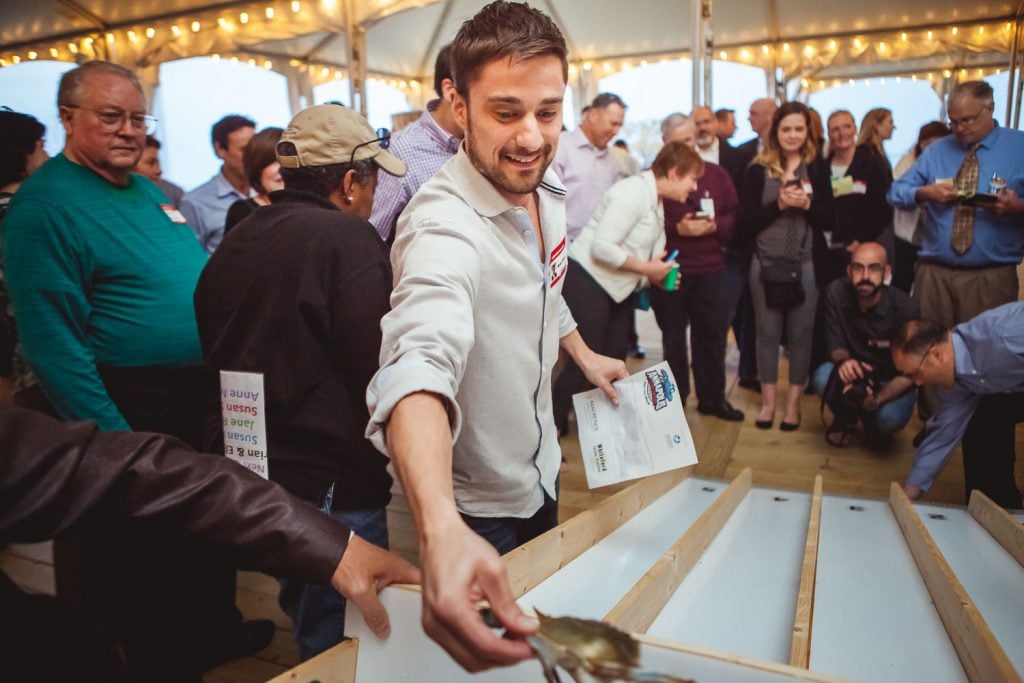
[366,0,626,673]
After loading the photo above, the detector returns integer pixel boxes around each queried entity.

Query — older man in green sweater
[3,60,268,681]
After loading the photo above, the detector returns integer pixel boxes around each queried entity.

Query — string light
[782,42,791,53]
[49,47,59,58]
[640,59,648,67]
[248,57,256,66]
[146,27,155,38]
[323,0,337,9]
[265,7,275,19]
[191,21,200,32]
[0,59,7,67]
[828,39,836,50]
[582,61,592,71]
[230,56,239,63]
[106,32,115,44]
[212,53,221,60]
[900,32,908,42]
[68,42,78,54]
[11,55,20,64]
[926,30,933,40]
[803,44,814,58]
[264,60,273,69]
[878,41,886,52]
[739,49,750,61]
[719,50,727,59]
[951,26,958,36]
[127,30,137,42]
[853,37,863,49]
[761,44,769,55]
[171,25,182,37]
[218,17,230,29]
[978,26,985,35]
[292,1,301,12]
[27,50,37,60]
[602,62,612,73]
[240,12,249,24]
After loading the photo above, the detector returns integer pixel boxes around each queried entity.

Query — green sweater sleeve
[3,197,130,431]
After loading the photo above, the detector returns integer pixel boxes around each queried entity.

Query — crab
[481,608,694,683]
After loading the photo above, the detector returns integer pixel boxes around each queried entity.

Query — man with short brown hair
[367,0,626,671]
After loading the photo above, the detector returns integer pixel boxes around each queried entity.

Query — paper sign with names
[572,361,697,489]
[220,370,269,479]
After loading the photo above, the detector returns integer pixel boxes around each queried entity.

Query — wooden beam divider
[603,467,753,634]
[968,489,1024,567]
[788,474,823,669]
[267,637,358,683]
[888,483,1021,683]
[503,467,692,597]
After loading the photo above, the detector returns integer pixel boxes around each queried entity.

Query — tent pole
[691,0,702,107]
[1007,20,1021,124]
[343,0,367,117]
[702,0,713,108]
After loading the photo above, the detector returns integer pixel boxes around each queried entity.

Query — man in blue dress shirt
[181,114,256,253]
[892,301,1024,508]
[888,81,1024,329]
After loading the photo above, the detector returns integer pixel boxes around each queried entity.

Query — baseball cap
[277,104,406,177]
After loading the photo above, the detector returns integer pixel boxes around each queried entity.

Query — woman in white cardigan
[553,141,703,434]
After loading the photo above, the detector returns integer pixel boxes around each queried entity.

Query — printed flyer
[572,361,697,488]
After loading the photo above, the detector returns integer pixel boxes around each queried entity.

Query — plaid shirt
[369,100,461,241]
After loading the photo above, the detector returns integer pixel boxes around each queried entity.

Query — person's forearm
[619,254,652,277]
[560,329,594,366]
[385,391,461,543]
[875,376,913,405]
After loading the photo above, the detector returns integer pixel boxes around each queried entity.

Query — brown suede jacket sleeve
[0,407,347,587]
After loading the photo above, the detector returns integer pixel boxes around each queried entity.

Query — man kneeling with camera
[812,242,919,447]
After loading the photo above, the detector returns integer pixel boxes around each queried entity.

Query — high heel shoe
[779,420,800,432]
[755,418,773,430]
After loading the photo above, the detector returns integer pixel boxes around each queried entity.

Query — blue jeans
[461,490,558,555]
[277,485,388,661]
[811,362,916,438]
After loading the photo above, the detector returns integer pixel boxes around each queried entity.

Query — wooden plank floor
[4,309,1022,681]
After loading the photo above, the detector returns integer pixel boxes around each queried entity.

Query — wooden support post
[889,483,1021,683]
[503,467,691,596]
[267,637,358,683]
[788,475,822,669]
[603,468,752,633]
[968,489,1024,567]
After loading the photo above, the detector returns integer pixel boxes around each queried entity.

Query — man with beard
[366,0,627,673]
[691,105,747,192]
[811,242,918,448]
[3,60,264,681]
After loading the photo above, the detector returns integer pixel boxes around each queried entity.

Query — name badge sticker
[700,196,716,218]
[801,181,814,195]
[549,237,568,288]
[161,204,188,224]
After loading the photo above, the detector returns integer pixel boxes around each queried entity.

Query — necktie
[950,143,980,255]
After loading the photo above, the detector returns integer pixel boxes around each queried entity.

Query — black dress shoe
[738,378,761,392]
[697,401,745,421]
[755,419,773,430]
[779,420,800,432]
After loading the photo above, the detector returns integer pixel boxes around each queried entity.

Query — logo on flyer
[643,368,675,411]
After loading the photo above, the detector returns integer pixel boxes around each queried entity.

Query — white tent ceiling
[1,0,1022,103]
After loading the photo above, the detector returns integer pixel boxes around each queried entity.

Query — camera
[843,372,879,410]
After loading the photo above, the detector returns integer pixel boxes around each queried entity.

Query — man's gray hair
[660,112,690,140]
[949,80,995,109]
[57,60,145,109]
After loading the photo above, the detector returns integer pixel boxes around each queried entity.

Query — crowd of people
[1,0,1023,680]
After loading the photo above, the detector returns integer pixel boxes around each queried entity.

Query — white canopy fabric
[2,0,1022,115]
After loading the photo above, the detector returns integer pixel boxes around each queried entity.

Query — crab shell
[531,610,640,669]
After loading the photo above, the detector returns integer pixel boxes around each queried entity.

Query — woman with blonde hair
[857,107,895,169]
[739,102,834,431]
[553,141,702,434]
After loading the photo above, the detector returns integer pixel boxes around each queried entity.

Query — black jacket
[194,189,393,509]
[827,145,894,246]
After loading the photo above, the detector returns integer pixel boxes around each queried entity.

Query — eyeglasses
[902,343,935,382]
[349,128,390,166]
[946,109,989,129]
[65,105,158,135]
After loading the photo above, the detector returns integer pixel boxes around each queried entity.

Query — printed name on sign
[219,370,270,480]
